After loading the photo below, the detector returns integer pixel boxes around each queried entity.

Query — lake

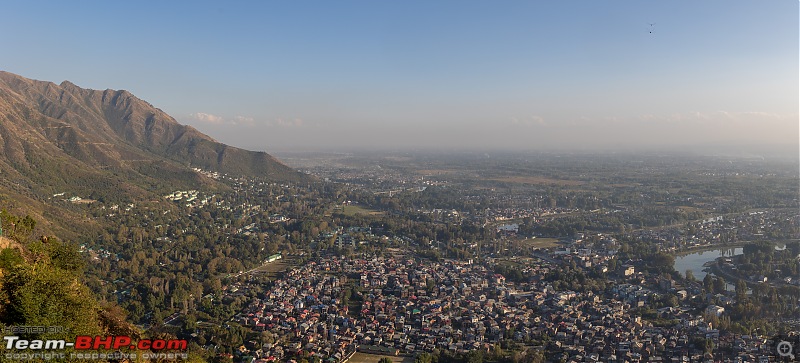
[673,243,788,282]
[673,247,742,281]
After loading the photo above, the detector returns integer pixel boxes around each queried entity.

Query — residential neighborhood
[224,250,792,363]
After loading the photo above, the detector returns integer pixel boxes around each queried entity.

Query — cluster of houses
[228,254,786,363]
[164,189,217,208]
[627,209,798,253]
[479,206,580,224]
[192,167,222,180]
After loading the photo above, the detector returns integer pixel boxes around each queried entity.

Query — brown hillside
[0,71,308,238]
[0,71,304,182]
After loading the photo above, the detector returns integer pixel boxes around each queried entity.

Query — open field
[250,256,299,277]
[347,353,412,363]
[337,204,384,216]
[416,169,458,176]
[675,206,708,214]
[494,258,523,268]
[519,237,561,249]
[489,176,584,186]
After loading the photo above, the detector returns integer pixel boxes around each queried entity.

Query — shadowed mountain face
[0,71,303,181]
[0,71,305,235]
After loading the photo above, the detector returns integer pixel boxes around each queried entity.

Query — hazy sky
[1,1,797,153]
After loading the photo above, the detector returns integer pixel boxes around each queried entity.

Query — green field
[338,204,384,216]
[519,237,561,249]
[251,256,298,277]
[347,353,412,363]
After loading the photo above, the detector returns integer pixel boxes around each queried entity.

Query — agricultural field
[488,176,585,186]
[250,256,299,277]
[518,237,561,249]
[347,353,412,363]
[338,204,384,216]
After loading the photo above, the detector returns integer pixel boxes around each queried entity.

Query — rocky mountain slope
[0,71,306,237]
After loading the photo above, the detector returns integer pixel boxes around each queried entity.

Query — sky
[1,1,797,155]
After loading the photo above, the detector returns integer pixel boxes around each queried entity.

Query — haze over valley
[0,2,798,363]
[1,1,797,156]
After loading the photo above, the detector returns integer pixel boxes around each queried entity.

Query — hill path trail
[0,236,17,249]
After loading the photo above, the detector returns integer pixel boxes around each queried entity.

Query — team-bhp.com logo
[3,334,188,361]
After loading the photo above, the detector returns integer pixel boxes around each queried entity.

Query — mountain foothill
[0,71,306,238]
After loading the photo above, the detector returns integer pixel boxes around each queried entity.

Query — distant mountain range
[0,71,306,237]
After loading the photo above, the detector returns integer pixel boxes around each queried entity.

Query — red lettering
[138,340,151,350]
[93,336,113,350]
[167,339,188,350]
[74,336,92,350]
[113,336,131,349]
[151,340,166,350]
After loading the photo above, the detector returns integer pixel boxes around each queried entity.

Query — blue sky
[1,1,797,153]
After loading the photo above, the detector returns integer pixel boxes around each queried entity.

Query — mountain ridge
[0,71,304,179]
[0,71,307,238]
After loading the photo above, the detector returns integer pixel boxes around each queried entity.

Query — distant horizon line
[254,143,799,160]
